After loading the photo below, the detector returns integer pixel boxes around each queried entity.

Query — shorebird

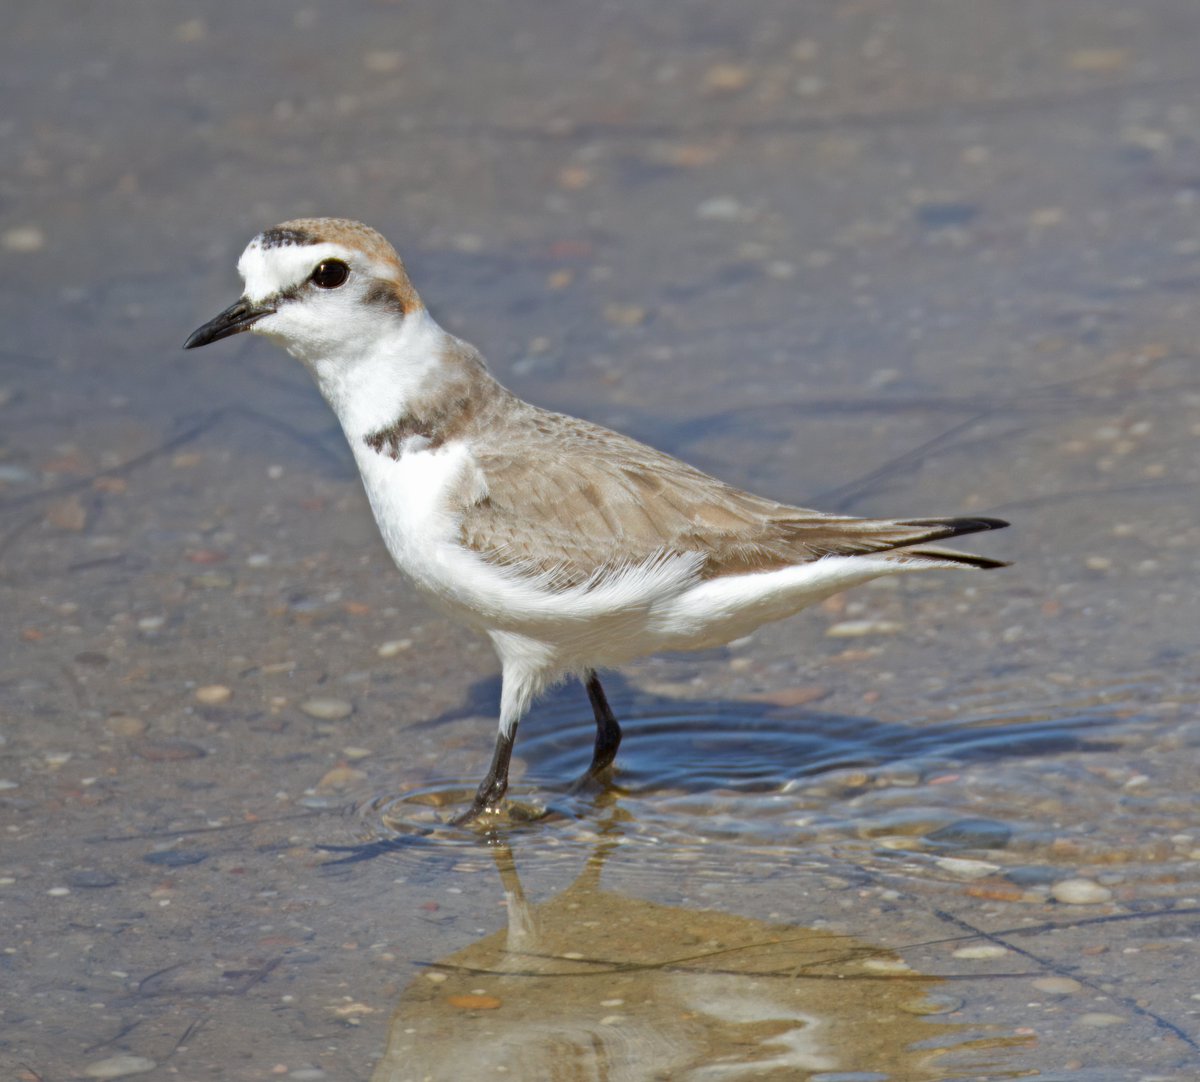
[185,218,1008,823]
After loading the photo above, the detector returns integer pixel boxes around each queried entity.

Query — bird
[185,218,1009,824]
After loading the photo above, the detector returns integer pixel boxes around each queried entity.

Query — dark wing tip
[900,516,1009,538]
[907,548,1011,570]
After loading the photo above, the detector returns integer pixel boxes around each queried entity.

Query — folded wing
[455,407,1007,587]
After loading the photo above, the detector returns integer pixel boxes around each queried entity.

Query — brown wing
[455,406,1006,586]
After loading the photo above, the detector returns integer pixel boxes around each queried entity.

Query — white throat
[292,307,449,440]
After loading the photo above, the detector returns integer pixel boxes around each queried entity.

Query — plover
[185,218,1008,823]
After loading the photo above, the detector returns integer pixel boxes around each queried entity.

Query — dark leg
[453,724,517,826]
[584,670,622,778]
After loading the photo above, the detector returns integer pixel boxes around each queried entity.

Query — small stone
[186,548,227,565]
[191,571,233,589]
[1004,865,1060,887]
[137,615,166,634]
[131,738,206,762]
[748,685,829,708]
[447,993,501,1010]
[83,1055,157,1078]
[557,165,593,190]
[1032,976,1082,995]
[603,304,646,327]
[195,684,232,705]
[341,746,374,760]
[363,49,403,73]
[69,870,118,889]
[142,849,209,867]
[935,857,1001,880]
[107,715,146,737]
[1029,207,1064,227]
[1051,878,1113,905]
[300,698,354,720]
[45,496,88,531]
[861,957,911,973]
[374,638,412,657]
[964,883,1026,903]
[952,945,1010,960]
[913,201,980,229]
[703,63,750,92]
[1078,1012,1127,1027]
[826,619,903,638]
[329,1002,375,1018]
[315,765,368,792]
[377,639,412,658]
[696,196,746,221]
[0,464,34,484]
[925,818,1012,851]
[900,993,963,1015]
[2,226,45,252]
[174,18,207,43]
[1067,48,1129,73]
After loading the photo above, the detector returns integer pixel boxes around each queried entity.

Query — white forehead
[237,238,361,303]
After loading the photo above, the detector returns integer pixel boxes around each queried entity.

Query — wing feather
[452,405,1006,586]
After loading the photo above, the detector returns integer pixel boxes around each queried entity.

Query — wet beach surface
[3,2,1200,1078]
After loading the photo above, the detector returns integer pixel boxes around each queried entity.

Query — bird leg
[453,724,516,826]
[582,670,622,780]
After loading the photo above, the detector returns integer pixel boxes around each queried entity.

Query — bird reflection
[371,834,1014,1081]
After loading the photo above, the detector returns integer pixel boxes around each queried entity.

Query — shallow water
[3,2,1200,1079]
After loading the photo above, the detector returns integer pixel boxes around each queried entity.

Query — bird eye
[310,259,350,289]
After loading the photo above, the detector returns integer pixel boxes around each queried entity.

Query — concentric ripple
[329,686,1144,875]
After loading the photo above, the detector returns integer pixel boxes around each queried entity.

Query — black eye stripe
[310,259,350,289]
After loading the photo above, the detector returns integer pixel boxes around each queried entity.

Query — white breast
[349,438,705,656]
[350,439,478,605]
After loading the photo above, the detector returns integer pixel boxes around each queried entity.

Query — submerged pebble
[925,818,1012,850]
[132,738,206,762]
[83,1055,157,1079]
[1032,976,1082,995]
[901,993,964,1015]
[69,870,118,889]
[935,857,1001,880]
[1078,1012,1127,1027]
[1005,865,1060,887]
[377,638,412,657]
[447,993,502,1009]
[826,619,904,638]
[952,945,1010,960]
[143,849,209,867]
[1051,878,1113,905]
[301,697,354,720]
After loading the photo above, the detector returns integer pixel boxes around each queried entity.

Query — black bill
[183,297,274,349]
